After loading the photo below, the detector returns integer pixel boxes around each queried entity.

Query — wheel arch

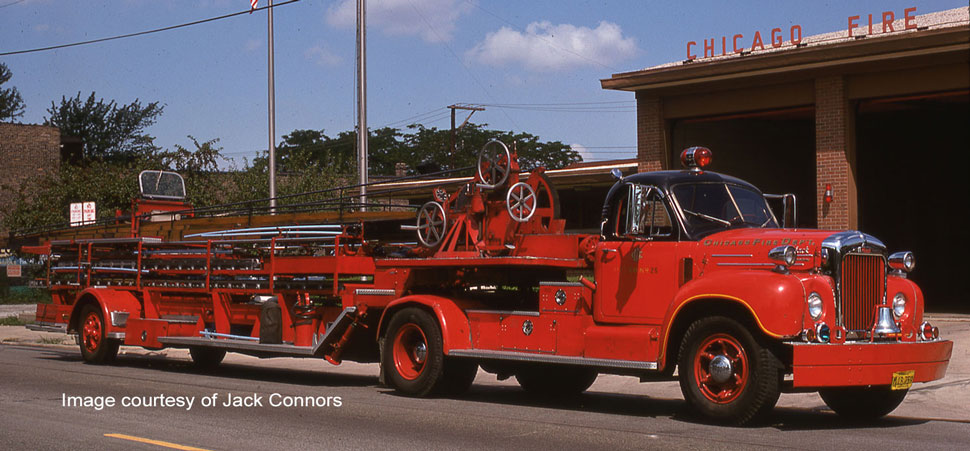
[660,296,782,374]
[68,288,142,335]
[376,295,472,353]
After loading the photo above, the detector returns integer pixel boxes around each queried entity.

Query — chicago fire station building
[602,7,969,309]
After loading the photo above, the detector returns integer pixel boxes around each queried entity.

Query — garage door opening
[671,107,816,228]
[856,91,970,313]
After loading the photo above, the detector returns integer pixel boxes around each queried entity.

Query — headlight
[807,292,824,320]
[889,251,915,272]
[893,292,907,318]
[769,245,797,267]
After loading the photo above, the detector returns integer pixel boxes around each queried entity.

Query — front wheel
[819,386,907,420]
[78,304,120,364]
[678,316,781,425]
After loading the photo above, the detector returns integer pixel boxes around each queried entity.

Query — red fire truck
[19,142,951,424]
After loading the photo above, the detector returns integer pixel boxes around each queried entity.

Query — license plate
[891,370,915,390]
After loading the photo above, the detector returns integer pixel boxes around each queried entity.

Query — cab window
[616,184,675,240]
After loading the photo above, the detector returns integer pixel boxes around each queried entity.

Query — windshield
[139,170,186,200]
[672,182,778,237]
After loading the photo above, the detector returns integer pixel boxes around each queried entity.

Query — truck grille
[840,254,885,331]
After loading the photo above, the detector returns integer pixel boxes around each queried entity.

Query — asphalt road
[1,344,967,451]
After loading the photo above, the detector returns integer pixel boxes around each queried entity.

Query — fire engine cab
[20,143,951,425]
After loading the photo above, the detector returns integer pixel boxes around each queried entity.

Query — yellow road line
[104,433,211,451]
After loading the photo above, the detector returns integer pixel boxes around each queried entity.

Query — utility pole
[447,104,484,164]
[356,0,368,210]
[267,0,277,213]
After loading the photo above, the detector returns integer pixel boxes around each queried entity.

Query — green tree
[45,92,164,163]
[0,62,26,121]
[160,136,227,208]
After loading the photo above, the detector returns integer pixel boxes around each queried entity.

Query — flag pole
[267,0,277,213]
[356,0,368,210]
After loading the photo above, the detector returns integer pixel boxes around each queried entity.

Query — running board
[448,349,658,371]
[26,322,69,334]
[156,306,358,358]
[158,336,315,357]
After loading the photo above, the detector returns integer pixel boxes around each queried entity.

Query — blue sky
[1,0,965,167]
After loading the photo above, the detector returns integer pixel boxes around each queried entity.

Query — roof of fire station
[601,7,969,104]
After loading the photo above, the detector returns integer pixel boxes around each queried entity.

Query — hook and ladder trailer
[17,141,951,424]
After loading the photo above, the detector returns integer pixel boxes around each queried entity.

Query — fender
[888,275,924,339]
[377,295,472,353]
[658,270,806,365]
[69,288,143,335]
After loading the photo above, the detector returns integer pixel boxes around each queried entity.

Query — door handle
[601,248,618,253]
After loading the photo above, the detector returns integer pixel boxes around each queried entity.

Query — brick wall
[0,123,61,238]
[635,93,667,173]
[814,76,856,230]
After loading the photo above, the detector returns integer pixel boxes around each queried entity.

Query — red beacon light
[681,147,712,173]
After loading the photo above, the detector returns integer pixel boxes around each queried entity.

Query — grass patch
[0,316,26,326]
[39,336,65,345]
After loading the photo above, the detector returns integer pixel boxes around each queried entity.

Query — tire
[189,347,227,370]
[516,365,597,397]
[78,304,120,364]
[678,316,781,425]
[382,307,446,397]
[438,359,479,396]
[819,386,908,420]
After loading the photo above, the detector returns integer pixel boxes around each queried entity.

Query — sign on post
[5,264,21,278]
[70,202,96,226]
[83,202,96,225]
[70,203,82,226]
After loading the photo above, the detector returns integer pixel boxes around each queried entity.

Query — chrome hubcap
[414,342,427,363]
[709,355,733,384]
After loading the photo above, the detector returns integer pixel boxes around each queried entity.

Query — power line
[0,0,301,57]
[0,0,27,10]
[406,0,520,131]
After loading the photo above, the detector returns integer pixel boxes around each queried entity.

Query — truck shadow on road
[391,384,930,431]
[41,350,380,388]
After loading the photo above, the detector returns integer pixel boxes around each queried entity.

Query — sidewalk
[1,312,967,422]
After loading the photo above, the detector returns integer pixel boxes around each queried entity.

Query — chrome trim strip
[711,254,753,258]
[465,309,541,317]
[448,349,658,370]
[538,281,584,287]
[354,288,397,296]
[715,262,775,267]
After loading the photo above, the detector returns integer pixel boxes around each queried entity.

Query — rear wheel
[678,316,781,425]
[78,304,120,364]
[189,347,227,370]
[383,308,445,397]
[516,365,597,397]
[819,386,908,420]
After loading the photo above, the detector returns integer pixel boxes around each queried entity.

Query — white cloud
[326,0,473,43]
[305,45,341,67]
[570,143,593,162]
[467,21,637,72]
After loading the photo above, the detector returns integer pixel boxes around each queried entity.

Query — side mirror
[764,193,797,228]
